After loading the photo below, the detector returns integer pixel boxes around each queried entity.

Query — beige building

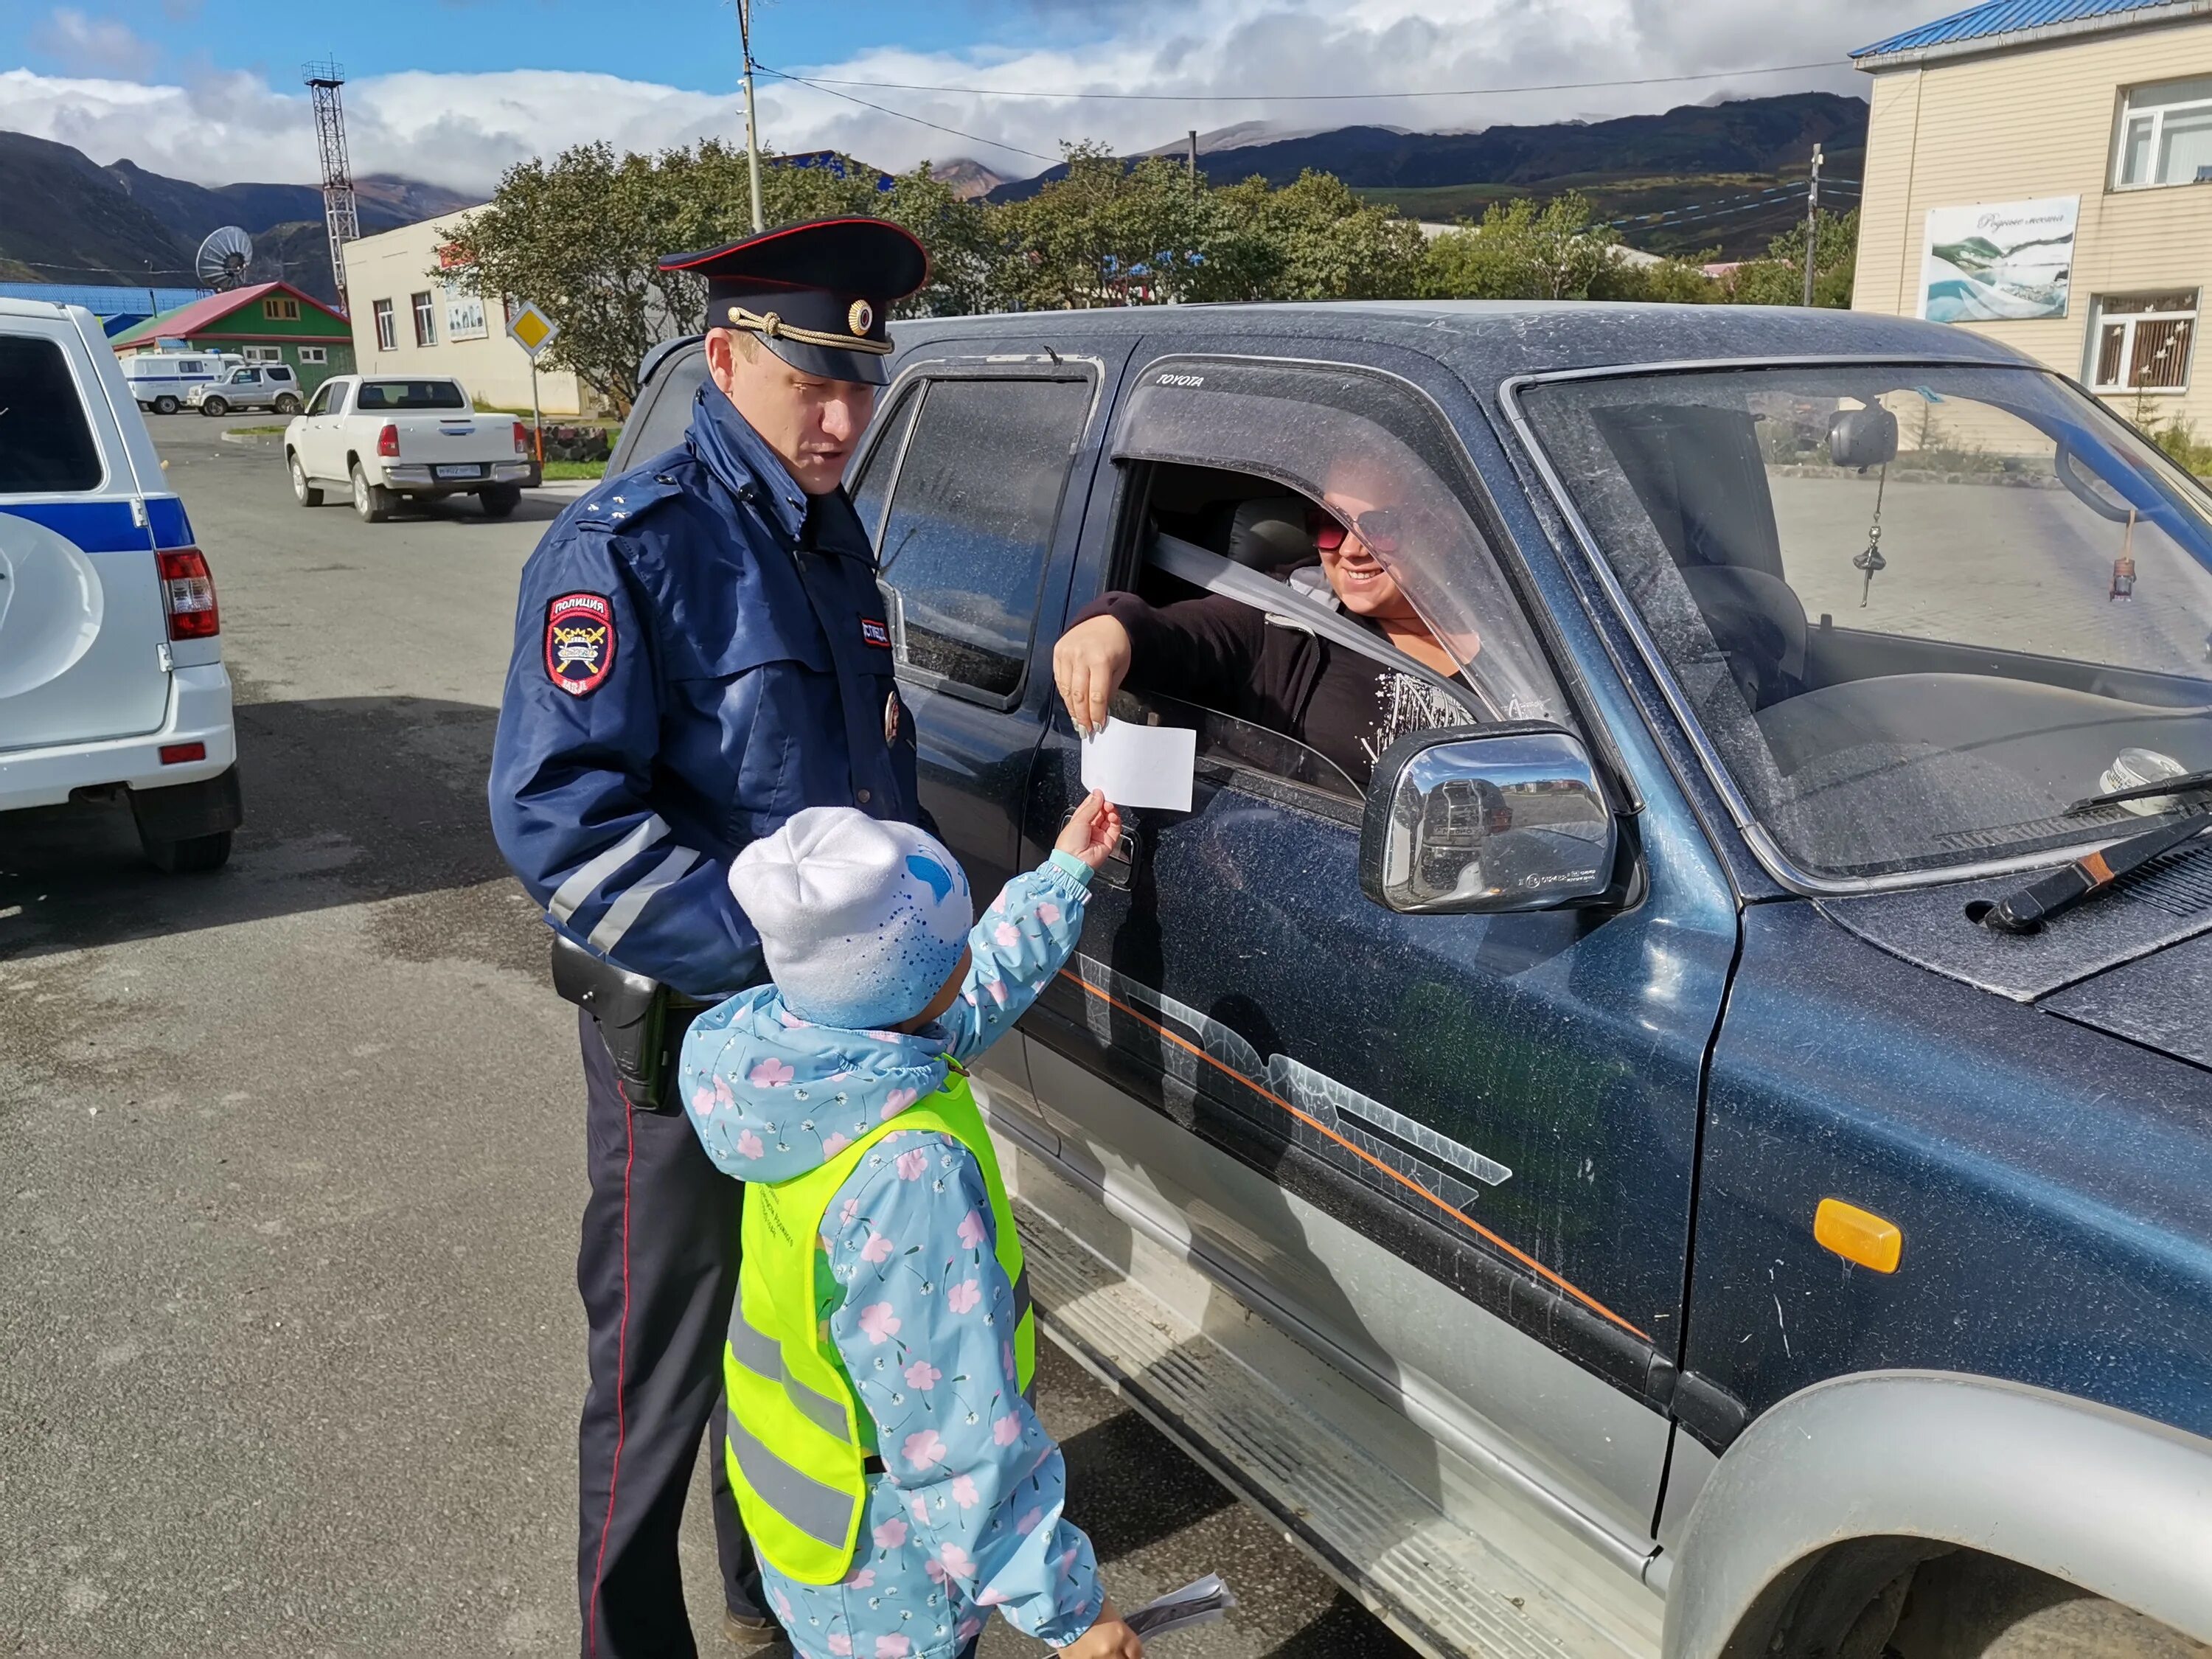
[341,210,601,417]
[1853,0,2212,436]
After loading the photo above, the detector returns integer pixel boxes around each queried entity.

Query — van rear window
[0,336,102,493]
[356,380,467,411]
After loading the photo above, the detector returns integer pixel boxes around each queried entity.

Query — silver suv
[189,362,303,417]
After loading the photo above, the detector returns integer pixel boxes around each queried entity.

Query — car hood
[1818,839,2212,1069]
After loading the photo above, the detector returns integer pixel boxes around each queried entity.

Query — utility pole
[1187,129,1199,195]
[737,0,765,232]
[1802,142,1823,308]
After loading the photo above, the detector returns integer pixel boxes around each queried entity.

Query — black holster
[552,935,676,1110]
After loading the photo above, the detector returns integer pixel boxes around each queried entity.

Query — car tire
[274,392,302,415]
[202,395,229,416]
[139,827,233,874]
[479,484,523,518]
[351,462,394,524]
[153,394,180,415]
[289,453,323,507]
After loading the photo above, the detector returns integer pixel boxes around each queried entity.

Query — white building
[341,210,601,417]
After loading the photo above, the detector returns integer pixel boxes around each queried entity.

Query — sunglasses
[1311,507,1403,553]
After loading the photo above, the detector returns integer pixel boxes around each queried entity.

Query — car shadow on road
[295,489,580,527]
[0,694,538,970]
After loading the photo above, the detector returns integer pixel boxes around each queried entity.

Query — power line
[765,58,1845,103]
[754,64,1061,164]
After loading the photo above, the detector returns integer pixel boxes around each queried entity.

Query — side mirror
[1360,724,1618,915]
[1829,406,1899,470]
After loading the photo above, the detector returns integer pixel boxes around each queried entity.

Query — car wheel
[479,484,523,518]
[202,396,229,416]
[153,394,180,415]
[139,827,232,874]
[289,452,323,507]
[274,392,302,415]
[351,462,394,524]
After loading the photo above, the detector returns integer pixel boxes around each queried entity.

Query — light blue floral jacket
[678,851,1099,1659]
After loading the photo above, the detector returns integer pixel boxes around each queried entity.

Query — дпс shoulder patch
[546,591,616,696]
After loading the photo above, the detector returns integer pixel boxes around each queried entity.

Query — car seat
[1680,565,1809,710]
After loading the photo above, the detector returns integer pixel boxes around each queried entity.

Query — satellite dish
[195,226,254,291]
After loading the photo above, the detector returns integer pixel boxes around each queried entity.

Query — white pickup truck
[283,374,540,522]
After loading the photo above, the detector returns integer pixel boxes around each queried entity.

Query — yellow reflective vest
[723,1065,1036,1585]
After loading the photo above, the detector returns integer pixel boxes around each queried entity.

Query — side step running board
[1015,1192,1660,1659]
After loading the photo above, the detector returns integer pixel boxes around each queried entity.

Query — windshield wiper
[1980,813,2212,934]
[2066,768,2212,813]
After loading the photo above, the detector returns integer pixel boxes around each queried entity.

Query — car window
[356,380,467,411]
[1519,364,2212,881]
[876,376,1093,700]
[848,385,922,544]
[1113,358,1569,730]
[304,383,335,417]
[622,349,712,462]
[0,335,102,494]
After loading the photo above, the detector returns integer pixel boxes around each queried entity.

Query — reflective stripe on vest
[727,1304,852,1440]
[724,1067,1034,1585]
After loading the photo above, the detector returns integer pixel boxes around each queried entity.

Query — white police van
[0,299,241,871]
[122,349,241,416]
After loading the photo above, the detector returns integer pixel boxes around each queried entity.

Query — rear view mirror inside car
[1359,723,1618,915]
[1829,405,1900,470]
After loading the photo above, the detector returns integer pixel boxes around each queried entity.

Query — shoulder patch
[569,462,689,535]
[546,591,616,696]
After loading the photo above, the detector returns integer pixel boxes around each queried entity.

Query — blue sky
[0,0,1900,192]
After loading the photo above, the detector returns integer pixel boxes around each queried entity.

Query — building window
[373,299,397,352]
[299,346,327,364]
[262,296,301,321]
[2115,74,2212,188]
[411,291,437,348]
[242,345,283,363]
[2088,292,2197,392]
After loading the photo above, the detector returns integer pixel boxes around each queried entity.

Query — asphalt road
[0,413,1415,1659]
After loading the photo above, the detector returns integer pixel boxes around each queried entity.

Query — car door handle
[1099,826,1139,889]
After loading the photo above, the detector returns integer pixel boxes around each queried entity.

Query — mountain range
[0,131,477,305]
[982,91,1869,259]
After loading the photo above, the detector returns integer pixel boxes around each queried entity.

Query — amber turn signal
[1814,1197,1902,1273]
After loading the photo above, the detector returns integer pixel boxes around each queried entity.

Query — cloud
[29,8,158,80]
[0,0,1931,192]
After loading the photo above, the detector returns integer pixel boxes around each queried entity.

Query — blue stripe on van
[147,495,192,549]
[0,501,150,553]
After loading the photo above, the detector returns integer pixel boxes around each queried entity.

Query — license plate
[435,464,482,479]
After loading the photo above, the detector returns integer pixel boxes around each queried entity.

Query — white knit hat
[729,807,973,1029]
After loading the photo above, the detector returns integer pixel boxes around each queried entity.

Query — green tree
[1194,170,1428,303]
[1728,206,1859,307]
[992,144,1213,310]
[1422,192,1621,301]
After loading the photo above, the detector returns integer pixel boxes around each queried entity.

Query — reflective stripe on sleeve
[729,1303,853,1440]
[547,815,670,923]
[727,1412,859,1550]
[588,845,701,952]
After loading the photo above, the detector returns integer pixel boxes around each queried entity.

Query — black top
[1076,590,1470,789]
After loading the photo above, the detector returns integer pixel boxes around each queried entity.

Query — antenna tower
[303,59,361,313]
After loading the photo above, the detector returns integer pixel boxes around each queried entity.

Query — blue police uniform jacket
[488,386,923,1000]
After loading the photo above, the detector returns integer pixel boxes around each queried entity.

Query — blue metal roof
[0,282,209,315]
[1854,0,2196,59]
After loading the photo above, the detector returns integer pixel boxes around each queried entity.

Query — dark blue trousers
[577,1009,765,1658]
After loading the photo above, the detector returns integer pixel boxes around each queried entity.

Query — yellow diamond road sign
[508,302,558,359]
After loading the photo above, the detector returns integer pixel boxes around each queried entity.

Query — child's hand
[1056,1599,1144,1658]
[1054,790,1124,872]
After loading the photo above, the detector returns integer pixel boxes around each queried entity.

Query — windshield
[1519,364,2212,882]
[357,380,467,411]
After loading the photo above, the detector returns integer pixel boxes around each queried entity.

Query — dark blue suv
[613,305,2212,1659]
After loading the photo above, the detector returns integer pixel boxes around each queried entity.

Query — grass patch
[541,459,608,481]
[230,424,286,436]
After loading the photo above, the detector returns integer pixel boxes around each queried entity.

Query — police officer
[488,218,932,1659]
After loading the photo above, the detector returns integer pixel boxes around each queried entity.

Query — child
[680,793,1144,1659]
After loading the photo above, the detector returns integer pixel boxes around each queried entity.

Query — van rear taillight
[157,548,219,640]
[378,422,400,458]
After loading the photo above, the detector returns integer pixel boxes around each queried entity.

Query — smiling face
[706,328,877,495]
[1315,487,1419,623]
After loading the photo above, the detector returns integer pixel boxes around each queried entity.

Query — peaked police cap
[659,217,928,386]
